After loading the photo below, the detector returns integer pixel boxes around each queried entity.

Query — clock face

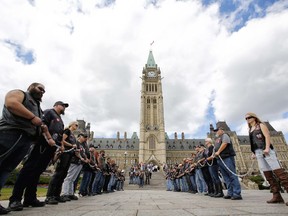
[148,71,156,77]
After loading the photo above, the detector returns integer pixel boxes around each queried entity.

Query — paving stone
[1,189,288,216]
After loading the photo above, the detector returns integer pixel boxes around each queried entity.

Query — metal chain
[217,155,255,178]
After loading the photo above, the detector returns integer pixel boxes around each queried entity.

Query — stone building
[81,50,288,173]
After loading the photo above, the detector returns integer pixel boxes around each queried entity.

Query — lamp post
[124,151,127,170]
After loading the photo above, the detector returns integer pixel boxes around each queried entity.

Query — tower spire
[147,50,156,68]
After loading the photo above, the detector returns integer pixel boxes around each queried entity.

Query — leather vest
[0,91,42,136]
[249,123,274,153]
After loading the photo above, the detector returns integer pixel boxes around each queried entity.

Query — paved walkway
[1,189,288,216]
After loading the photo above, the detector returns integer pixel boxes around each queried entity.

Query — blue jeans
[0,130,32,189]
[166,179,174,191]
[92,171,104,194]
[79,171,92,195]
[107,174,116,191]
[189,174,197,192]
[217,156,241,197]
[208,165,221,185]
[195,168,207,193]
[180,177,188,192]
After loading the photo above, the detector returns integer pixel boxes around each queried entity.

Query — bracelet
[29,115,36,120]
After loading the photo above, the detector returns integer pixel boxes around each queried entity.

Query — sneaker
[45,197,58,205]
[68,195,78,200]
[8,201,23,211]
[0,204,11,215]
[23,199,45,207]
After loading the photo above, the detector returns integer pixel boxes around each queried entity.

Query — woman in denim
[246,112,288,206]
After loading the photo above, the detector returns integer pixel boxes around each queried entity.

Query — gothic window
[105,144,109,148]
[110,144,113,149]
[118,145,121,149]
[147,98,150,103]
[126,145,130,149]
[168,145,171,149]
[149,136,155,149]
[131,145,134,149]
[189,145,192,149]
[153,98,157,103]
[155,85,157,92]
[146,84,148,92]
[172,145,176,149]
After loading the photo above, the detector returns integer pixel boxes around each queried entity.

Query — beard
[30,88,43,102]
[60,109,65,115]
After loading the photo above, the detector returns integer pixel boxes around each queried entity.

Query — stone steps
[124,171,166,190]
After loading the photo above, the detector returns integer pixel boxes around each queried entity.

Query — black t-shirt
[42,109,64,145]
[63,128,76,150]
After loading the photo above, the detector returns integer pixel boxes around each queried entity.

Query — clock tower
[139,50,166,165]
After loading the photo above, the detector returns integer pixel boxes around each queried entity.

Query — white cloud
[0,0,287,141]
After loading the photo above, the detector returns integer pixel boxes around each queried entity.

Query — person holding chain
[8,101,68,211]
[214,127,242,200]
[45,121,78,204]
[0,83,55,214]
[204,138,224,197]
[246,112,288,206]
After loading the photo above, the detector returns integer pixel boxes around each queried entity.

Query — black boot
[214,183,224,198]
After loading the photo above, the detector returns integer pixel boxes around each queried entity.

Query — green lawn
[0,187,47,201]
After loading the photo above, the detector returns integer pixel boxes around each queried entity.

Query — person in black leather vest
[246,112,288,206]
[214,127,242,200]
[0,83,55,215]
[8,101,68,211]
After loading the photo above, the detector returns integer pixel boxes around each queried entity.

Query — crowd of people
[1,83,288,215]
[164,116,288,207]
[128,162,155,187]
[0,83,125,215]
[164,127,242,200]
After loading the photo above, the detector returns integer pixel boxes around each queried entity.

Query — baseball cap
[54,101,69,107]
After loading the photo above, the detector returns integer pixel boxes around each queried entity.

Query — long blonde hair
[245,112,263,128]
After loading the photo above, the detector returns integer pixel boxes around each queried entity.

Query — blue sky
[0,0,288,142]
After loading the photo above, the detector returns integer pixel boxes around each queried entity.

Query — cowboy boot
[263,171,284,204]
[273,168,288,206]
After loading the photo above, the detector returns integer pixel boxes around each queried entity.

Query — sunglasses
[245,116,254,120]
